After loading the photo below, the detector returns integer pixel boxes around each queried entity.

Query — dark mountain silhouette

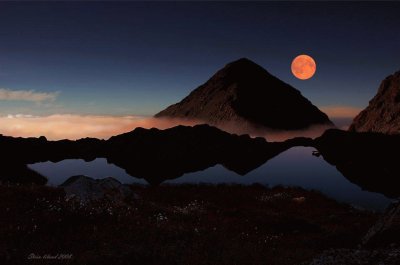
[349,71,400,134]
[155,58,333,130]
[0,125,313,185]
[0,163,47,185]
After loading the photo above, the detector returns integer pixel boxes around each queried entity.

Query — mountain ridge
[349,71,400,134]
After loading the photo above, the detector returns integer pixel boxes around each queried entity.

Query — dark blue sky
[0,1,399,116]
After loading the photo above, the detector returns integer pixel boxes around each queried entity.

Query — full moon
[291,54,316,80]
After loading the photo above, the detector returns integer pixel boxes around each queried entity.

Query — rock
[0,163,47,185]
[309,248,400,265]
[309,200,400,265]
[308,248,370,265]
[60,175,137,203]
[349,71,400,134]
[292,196,306,203]
[362,201,400,247]
[155,58,333,130]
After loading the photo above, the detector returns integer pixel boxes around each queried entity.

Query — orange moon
[291,54,316,80]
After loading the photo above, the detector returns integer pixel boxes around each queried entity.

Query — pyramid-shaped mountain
[155,58,333,130]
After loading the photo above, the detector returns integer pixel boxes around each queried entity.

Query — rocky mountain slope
[155,58,333,130]
[349,71,400,134]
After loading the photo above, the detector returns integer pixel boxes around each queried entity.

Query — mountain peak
[155,58,333,130]
[226,57,260,67]
[210,58,274,86]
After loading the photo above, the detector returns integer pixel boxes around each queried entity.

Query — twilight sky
[0,1,399,139]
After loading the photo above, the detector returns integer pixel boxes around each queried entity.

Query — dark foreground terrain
[1,126,400,264]
[0,183,377,265]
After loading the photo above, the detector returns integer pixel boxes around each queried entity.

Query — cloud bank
[0,88,58,102]
[319,105,362,130]
[1,104,360,141]
[0,113,335,142]
[0,114,198,140]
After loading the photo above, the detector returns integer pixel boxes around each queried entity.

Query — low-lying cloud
[0,88,58,102]
[0,114,198,140]
[213,120,334,142]
[320,105,362,130]
[0,113,335,142]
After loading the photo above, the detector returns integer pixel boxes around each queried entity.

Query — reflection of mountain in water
[2,126,400,200]
[0,125,309,185]
[315,129,400,198]
[105,125,313,184]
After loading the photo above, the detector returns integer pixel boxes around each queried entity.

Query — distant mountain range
[350,71,400,134]
[155,58,333,130]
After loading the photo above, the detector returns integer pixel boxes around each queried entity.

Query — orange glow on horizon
[0,115,199,140]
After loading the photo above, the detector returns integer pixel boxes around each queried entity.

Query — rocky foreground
[0,178,393,265]
[1,126,400,264]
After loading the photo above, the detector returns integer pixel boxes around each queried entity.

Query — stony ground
[0,184,378,265]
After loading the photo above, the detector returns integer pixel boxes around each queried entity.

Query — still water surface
[28,147,392,211]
